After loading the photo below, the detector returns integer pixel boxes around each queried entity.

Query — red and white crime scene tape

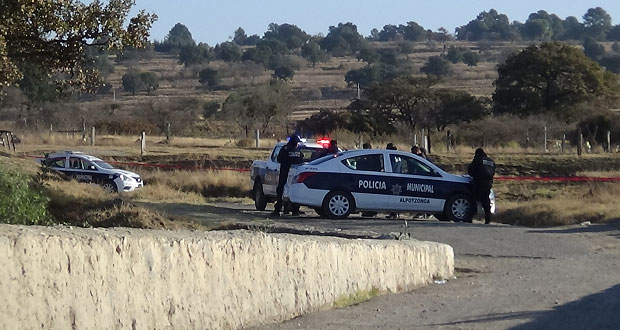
[26,155,620,180]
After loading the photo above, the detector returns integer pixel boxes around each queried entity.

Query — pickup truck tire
[322,191,355,219]
[253,181,267,211]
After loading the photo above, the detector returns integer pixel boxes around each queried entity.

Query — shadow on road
[529,219,620,240]
[509,284,620,330]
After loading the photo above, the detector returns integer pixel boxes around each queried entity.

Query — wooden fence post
[90,127,95,146]
[577,129,583,156]
[607,131,611,153]
[255,129,260,149]
[165,122,171,144]
[446,130,451,152]
[140,132,146,156]
[544,126,548,153]
[561,133,566,154]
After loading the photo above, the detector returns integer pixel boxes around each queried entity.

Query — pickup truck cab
[250,140,329,210]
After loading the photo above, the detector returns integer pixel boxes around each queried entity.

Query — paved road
[144,202,620,330]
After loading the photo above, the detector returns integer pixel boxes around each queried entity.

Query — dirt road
[145,202,620,330]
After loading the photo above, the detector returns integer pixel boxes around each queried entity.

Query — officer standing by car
[271,135,304,217]
[467,148,495,224]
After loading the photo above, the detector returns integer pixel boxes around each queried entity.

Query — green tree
[583,7,612,41]
[320,22,363,56]
[561,16,585,40]
[493,42,619,120]
[263,23,309,50]
[446,46,465,63]
[456,9,515,41]
[400,21,427,41]
[203,101,220,118]
[522,19,553,40]
[356,45,381,64]
[462,51,480,66]
[198,68,220,90]
[215,42,243,62]
[220,80,294,131]
[301,41,330,67]
[583,37,606,61]
[122,71,145,95]
[420,56,451,77]
[607,25,620,41]
[525,10,564,40]
[233,27,248,45]
[272,66,295,81]
[297,110,350,136]
[18,63,61,104]
[345,65,382,89]
[178,43,212,66]
[378,25,400,41]
[140,72,159,95]
[0,0,156,91]
[164,23,195,51]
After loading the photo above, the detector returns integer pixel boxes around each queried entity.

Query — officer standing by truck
[467,148,496,224]
[271,135,304,217]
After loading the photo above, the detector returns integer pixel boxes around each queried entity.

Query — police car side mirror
[88,165,97,171]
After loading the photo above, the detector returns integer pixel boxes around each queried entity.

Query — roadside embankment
[0,225,453,330]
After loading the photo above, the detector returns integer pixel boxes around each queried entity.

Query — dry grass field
[4,135,620,228]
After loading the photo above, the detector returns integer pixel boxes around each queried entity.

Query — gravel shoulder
[145,202,620,330]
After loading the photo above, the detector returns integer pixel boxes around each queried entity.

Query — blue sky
[132,0,620,45]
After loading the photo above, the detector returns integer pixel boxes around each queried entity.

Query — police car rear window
[341,154,384,172]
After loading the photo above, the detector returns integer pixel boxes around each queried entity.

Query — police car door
[340,152,391,210]
[81,159,103,184]
[263,145,282,196]
[387,154,444,212]
[66,157,94,183]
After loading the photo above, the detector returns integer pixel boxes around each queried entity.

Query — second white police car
[285,149,495,221]
[40,151,143,193]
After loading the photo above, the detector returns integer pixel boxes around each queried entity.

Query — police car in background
[250,139,334,210]
[285,149,495,221]
[40,151,143,193]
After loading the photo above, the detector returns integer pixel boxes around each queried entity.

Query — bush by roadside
[0,165,51,225]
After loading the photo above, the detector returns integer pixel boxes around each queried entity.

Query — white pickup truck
[250,140,329,211]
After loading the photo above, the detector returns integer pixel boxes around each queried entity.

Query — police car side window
[390,155,434,176]
[342,154,384,172]
[83,160,96,171]
[69,158,83,170]
[47,158,65,168]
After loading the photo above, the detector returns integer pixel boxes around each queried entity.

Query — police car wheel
[101,181,118,193]
[253,181,267,211]
[444,194,473,222]
[323,191,355,219]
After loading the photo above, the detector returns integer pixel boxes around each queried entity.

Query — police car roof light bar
[317,138,331,146]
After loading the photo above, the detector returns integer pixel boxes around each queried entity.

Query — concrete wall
[0,225,454,330]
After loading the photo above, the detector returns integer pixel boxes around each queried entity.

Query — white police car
[285,149,495,221]
[40,151,143,193]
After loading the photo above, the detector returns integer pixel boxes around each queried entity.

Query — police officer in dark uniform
[271,135,304,217]
[467,148,495,224]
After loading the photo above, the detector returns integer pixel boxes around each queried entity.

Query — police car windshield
[94,161,114,169]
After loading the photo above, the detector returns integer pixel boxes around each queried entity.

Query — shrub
[236,138,255,148]
[0,166,50,225]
